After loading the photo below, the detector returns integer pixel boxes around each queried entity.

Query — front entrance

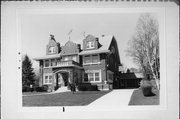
[55,71,70,89]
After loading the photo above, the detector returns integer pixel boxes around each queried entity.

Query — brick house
[34,34,121,91]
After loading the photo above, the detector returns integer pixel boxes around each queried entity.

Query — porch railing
[56,60,81,67]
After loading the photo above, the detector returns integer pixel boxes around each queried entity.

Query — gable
[46,35,60,55]
[83,35,99,50]
[109,37,121,65]
[61,41,80,55]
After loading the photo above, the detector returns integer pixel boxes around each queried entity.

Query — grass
[23,91,110,106]
[128,88,159,105]
[23,92,49,96]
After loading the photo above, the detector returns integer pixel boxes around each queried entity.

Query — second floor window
[51,59,57,66]
[83,54,100,65]
[86,41,95,49]
[62,55,77,62]
[84,55,91,64]
[45,60,49,67]
[92,55,99,63]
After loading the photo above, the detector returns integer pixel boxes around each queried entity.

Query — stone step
[53,86,70,93]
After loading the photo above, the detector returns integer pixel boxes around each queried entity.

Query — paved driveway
[88,89,134,106]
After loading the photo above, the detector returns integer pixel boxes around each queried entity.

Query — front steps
[52,86,70,93]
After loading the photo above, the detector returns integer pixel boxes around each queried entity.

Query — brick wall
[83,54,106,83]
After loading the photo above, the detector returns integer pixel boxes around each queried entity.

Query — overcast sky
[21,13,153,71]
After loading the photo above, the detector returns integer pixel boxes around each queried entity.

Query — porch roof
[33,54,61,60]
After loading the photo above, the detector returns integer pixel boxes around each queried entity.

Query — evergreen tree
[22,55,35,88]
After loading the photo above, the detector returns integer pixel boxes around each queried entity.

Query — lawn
[128,88,159,105]
[23,91,110,106]
[23,92,49,96]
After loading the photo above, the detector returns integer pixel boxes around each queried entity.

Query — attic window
[48,46,56,54]
[86,41,95,49]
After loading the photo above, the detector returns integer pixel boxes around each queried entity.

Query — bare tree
[127,13,160,90]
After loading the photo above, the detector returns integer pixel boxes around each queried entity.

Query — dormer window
[86,41,95,49]
[48,46,55,54]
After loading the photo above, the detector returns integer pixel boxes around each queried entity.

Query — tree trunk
[146,50,160,90]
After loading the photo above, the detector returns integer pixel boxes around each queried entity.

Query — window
[64,56,69,61]
[95,73,100,81]
[83,55,100,65]
[57,58,61,65]
[84,73,88,82]
[84,55,91,64]
[45,60,49,67]
[51,59,57,66]
[49,46,56,54]
[108,74,113,81]
[92,55,99,63]
[72,55,77,62]
[44,74,53,84]
[49,75,52,83]
[45,76,49,83]
[83,70,101,82]
[86,41,95,49]
[88,73,94,81]
[107,71,114,83]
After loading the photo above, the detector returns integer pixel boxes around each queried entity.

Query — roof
[119,72,143,79]
[33,54,61,60]
[78,35,113,55]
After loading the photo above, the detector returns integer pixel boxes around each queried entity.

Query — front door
[57,72,69,87]
[61,72,69,86]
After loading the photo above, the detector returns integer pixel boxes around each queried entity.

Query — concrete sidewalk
[88,89,134,106]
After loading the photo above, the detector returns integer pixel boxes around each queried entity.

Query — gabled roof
[61,40,80,56]
[78,35,113,55]
[119,72,144,79]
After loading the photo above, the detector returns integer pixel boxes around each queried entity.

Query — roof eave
[78,50,111,55]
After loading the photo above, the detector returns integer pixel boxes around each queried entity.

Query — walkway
[88,89,134,106]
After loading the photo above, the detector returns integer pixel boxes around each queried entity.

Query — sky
[21,13,143,71]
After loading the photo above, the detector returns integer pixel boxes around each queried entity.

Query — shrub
[42,85,48,92]
[140,80,155,97]
[87,85,98,91]
[35,85,48,92]
[35,87,44,92]
[22,86,31,92]
[54,86,59,91]
[77,84,98,91]
[77,84,87,91]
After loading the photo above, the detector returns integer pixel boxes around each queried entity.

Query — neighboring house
[117,70,143,89]
[34,34,121,91]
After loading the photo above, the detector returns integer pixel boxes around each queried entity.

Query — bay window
[95,73,100,81]
[84,70,101,83]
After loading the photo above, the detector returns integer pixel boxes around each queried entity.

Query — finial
[83,32,86,38]
[50,34,55,40]
[68,29,73,41]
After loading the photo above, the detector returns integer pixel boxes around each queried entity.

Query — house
[116,69,143,89]
[34,34,121,91]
